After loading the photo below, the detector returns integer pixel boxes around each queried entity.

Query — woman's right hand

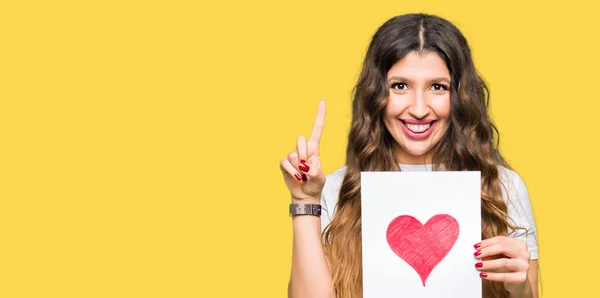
[280,100,327,203]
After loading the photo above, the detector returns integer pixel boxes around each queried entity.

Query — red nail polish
[301,174,307,182]
[475,262,483,268]
[474,243,481,249]
[299,162,310,172]
[294,173,302,181]
[474,250,482,257]
[300,160,306,164]
[479,272,487,278]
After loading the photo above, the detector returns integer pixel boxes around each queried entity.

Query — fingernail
[474,250,482,257]
[479,272,487,278]
[301,174,307,182]
[299,162,310,172]
[300,160,306,163]
[474,242,481,249]
[475,262,483,268]
[294,173,302,181]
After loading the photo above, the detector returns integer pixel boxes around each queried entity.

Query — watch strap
[289,203,322,216]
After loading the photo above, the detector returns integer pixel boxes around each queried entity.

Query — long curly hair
[322,13,515,298]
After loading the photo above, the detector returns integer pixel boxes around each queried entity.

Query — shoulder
[496,166,530,209]
[496,166,532,225]
[497,166,526,193]
[321,166,347,210]
[497,166,539,259]
[323,166,347,197]
[319,166,347,230]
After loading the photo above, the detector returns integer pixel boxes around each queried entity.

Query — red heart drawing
[386,214,459,286]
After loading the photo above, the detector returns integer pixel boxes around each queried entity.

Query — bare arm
[288,201,335,298]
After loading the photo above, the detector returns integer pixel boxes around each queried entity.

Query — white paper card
[361,171,482,298]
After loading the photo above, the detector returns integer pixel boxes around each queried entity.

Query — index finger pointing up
[309,99,326,143]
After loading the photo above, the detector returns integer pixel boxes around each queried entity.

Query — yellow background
[1,0,597,297]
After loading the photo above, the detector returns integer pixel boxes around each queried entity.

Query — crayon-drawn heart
[386,214,459,286]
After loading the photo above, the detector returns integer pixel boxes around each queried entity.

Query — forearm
[288,204,335,298]
[508,276,534,298]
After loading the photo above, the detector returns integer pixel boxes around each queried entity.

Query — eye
[431,84,449,91]
[390,82,408,91]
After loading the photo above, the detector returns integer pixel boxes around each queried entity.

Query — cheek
[385,95,408,118]
[433,96,451,119]
[383,101,395,130]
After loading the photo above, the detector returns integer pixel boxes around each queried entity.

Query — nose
[408,90,430,119]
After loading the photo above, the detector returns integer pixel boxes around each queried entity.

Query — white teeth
[405,123,431,133]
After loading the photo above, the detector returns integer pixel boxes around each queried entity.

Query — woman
[280,13,538,298]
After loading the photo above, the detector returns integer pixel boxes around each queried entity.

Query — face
[383,51,451,164]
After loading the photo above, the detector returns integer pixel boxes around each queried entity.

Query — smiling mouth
[400,120,436,134]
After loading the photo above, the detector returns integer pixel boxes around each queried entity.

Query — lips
[399,119,437,140]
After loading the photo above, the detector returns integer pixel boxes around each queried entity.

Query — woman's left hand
[474,236,531,294]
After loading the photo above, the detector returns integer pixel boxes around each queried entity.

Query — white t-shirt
[320,164,539,260]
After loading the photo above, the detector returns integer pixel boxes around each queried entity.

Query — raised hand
[279,100,326,203]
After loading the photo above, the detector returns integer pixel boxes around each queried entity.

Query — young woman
[280,13,539,298]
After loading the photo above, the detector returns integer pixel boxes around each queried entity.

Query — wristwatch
[289,203,322,216]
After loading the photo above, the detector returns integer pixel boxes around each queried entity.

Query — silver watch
[289,203,321,216]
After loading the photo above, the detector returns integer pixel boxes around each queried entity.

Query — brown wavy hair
[322,13,516,298]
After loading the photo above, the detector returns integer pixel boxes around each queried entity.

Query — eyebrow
[387,76,451,84]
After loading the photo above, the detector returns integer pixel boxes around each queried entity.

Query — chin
[395,144,431,160]
[401,140,431,155]
[404,148,431,158]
